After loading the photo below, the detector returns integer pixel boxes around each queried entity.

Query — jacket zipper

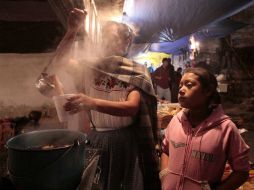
[178,128,194,190]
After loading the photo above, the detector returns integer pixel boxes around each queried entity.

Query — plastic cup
[52,94,74,123]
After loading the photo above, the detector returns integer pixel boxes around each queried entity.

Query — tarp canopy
[194,19,248,41]
[150,37,189,55]
[149,19,248,54]
[123,0,254,43]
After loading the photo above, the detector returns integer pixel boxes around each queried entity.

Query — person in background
[185,61,191,70]
[167,58,175,89]
[148,63,155,73]
[153,58,171,102]
[48,8,161,190]
[175,67,182,87]
[160,67,249,190]
[171,67,182,103]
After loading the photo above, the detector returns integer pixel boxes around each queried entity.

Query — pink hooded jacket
[161,105,249,190]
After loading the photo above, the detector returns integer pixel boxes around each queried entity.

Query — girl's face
[178,73,210,109]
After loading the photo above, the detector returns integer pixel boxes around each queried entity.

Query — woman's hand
[64,93,94,114]
[67,8,87,32]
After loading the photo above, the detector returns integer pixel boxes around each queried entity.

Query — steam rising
[96,0,124,22]
[45,0,134,131]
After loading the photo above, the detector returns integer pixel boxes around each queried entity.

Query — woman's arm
[39,9,86,96]
[48,8,86,73]
[215,171,249,190]
[64,90,141,117]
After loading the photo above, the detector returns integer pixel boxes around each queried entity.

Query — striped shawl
[81,56,161,189]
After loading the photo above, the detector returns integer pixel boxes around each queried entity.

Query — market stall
[157,101,182,130]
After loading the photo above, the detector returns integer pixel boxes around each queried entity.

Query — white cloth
[89,74,134,128]
[157,85,171,102]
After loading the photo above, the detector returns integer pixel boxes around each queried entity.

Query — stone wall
[194,35,254,100]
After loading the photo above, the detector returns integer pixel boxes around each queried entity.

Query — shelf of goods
[157,103,182,130]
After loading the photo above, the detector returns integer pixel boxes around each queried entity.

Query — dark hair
[184,67,221,105]
[162,58,168,63]
[177,67,182,72]
[167,58,172,63]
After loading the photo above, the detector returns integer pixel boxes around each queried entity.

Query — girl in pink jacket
[160,67,249,190]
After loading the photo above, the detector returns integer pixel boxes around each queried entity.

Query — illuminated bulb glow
[189,35,200,60]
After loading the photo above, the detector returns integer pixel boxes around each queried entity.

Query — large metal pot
[6,129,87,190]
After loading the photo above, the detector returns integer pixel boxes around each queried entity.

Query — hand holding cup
[64,93,94,114]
